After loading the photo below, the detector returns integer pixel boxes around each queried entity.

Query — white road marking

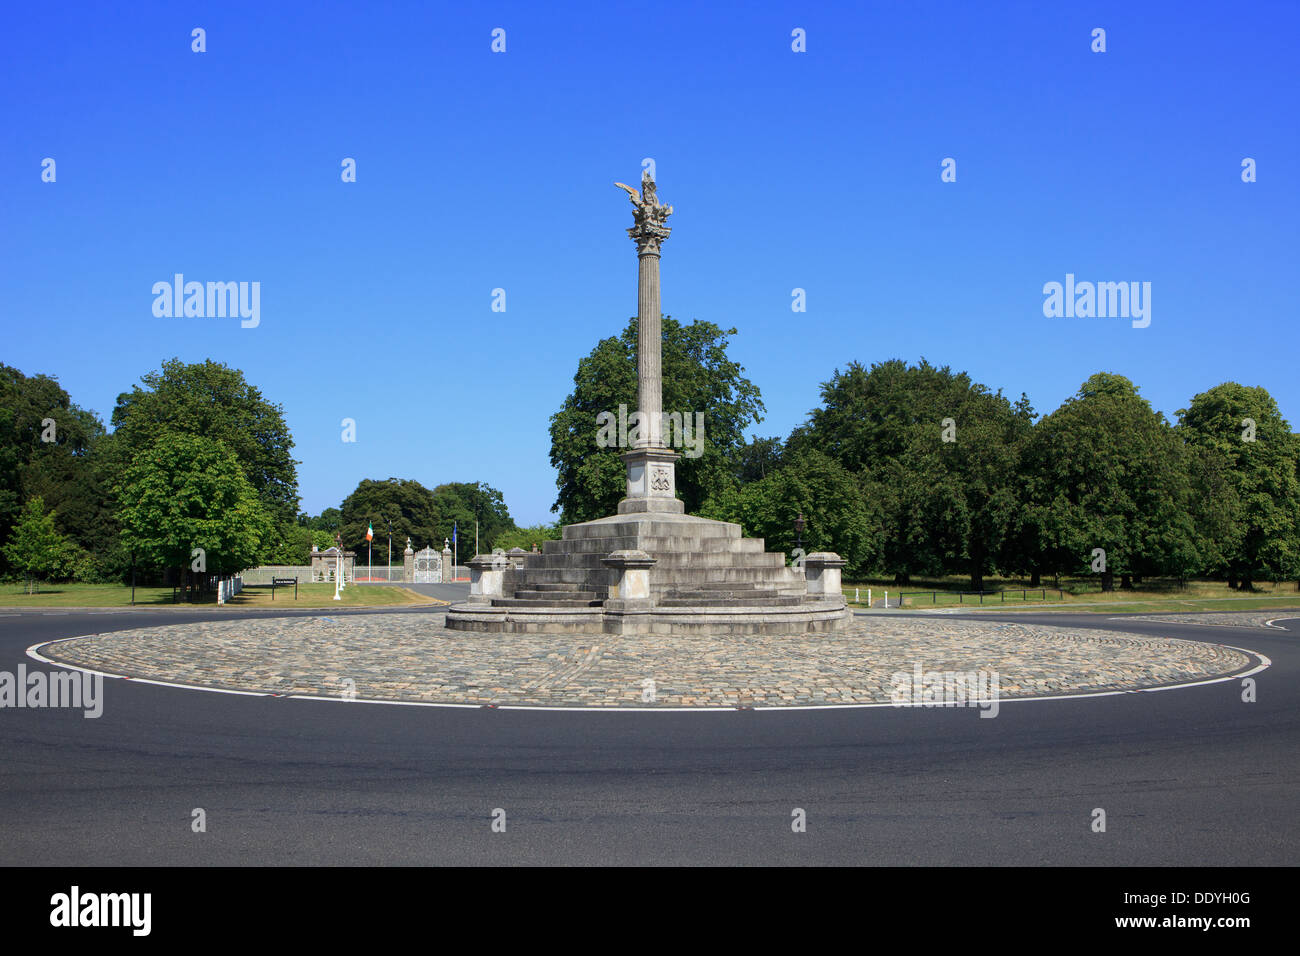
[287,695,479,709]
[25,639,1272,714]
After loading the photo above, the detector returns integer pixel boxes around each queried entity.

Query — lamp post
[794,512,805,554]
[333,532,343,601]
[387,519,393,583]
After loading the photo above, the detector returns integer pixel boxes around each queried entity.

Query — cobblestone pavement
[37,613,1253,708]
[1121,610,1300,628]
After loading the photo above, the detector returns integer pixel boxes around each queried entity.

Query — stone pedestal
[602,549,656,607]
[467,554,508,604]
[804,553,847,600]
[618,446,683,514]
[601,549,656,634]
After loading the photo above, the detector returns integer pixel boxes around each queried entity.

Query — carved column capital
[628,222,671,256]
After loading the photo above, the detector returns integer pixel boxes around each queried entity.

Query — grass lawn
[843,577,1300,614]
[0,581,436,609]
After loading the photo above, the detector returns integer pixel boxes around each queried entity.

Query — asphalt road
[0,603,1295,865]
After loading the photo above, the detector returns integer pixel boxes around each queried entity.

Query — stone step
[541,536,769,556]
[559,518,742,541]
[491,597,602,608]
[524,551,786,570]
[662,587,779,601]
[513,566,805,590]
[657,595,804,607]
[513,589,603,602]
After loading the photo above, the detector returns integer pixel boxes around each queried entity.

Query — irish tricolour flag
[366,523,374,542]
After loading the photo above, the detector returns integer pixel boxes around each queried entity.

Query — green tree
[701,448,881,578]
[1184,443,1245,583]
[264,524,316,565]
[298,507,341,532]
[3,497,76,591]
[110,359,300,531]
[489,523,562,553]
[310,529,336,552]
[1023,373,1198,590]
[339,478,441,558]
[548,317,764,522]
[116,433,274,596]
[0,365,117,576]
[1177,383,1300,589]
[734,436,785,484]
[790,359,1032,588]
[430,482,514,557]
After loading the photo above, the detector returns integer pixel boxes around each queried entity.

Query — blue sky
[3,1,1297,526]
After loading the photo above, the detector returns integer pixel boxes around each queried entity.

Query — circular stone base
[36,613,1255,708]
[445,598,851,635]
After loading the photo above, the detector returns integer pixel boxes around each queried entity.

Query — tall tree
[1023,373,1198,590]
[734,436,785,484]
[790,359,1032,588]
[0,365,112,574]
[298,508,341,532]
[1177,383,1300,589]
[431,482,514,556]
[339,478,441,557]
[110,359,300,529]
[116,433,273,593]
[548,317,764,522]
[701,448,882,578]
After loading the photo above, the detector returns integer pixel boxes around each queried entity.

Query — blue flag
[453,523,457,545]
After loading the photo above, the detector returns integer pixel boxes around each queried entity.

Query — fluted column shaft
[637,250,662,448]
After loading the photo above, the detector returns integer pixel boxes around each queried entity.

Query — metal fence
[353,565,405,583]
[898,587,1065,606]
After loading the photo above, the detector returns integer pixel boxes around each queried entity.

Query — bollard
[855,587,859,603]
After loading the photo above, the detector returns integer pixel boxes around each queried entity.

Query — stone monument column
[636,241,663,447]
[615,170,683,515]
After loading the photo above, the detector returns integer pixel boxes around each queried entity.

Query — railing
[898,587,1065,607]
[353,566,405,583]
